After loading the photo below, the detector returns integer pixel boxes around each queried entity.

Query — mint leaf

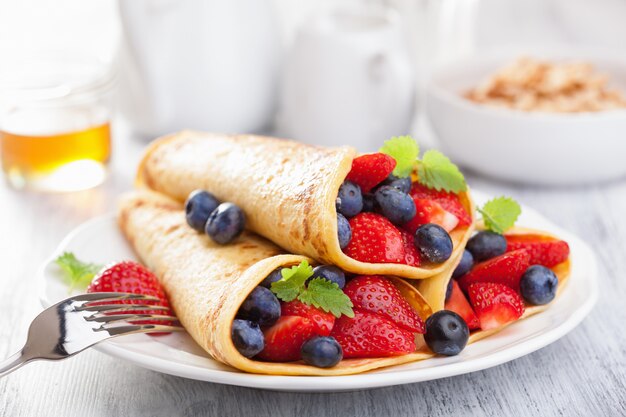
[298,278,354,318]
[270,260,314,302]
[417,150,467,193]
[379,136,419,178]
[478,197,522,234]
[55,252,103,291]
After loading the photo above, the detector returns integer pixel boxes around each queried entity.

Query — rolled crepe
[118,190,434,376]
[415,226,571,343]
[136,131,475,279]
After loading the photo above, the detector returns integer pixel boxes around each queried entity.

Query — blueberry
[205,202,246,244]
[374,185,416,225]
[184,190,220,232]
[301,336,343,368]
[424,310,469,356]
[237,286,281,326]
[231,319,264,358]
[452,250,474,278]
[466,231,507,262]
[337,213,352,249]
[380,174,411,194]
[445,279,453,302]
[414,223,453,264]
[312,265,346,289]
[260,267,284,288]
[520,265,558,305]
[361,193,377,212]
[336,181,363,218]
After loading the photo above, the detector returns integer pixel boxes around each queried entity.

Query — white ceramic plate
[39,191,598,392]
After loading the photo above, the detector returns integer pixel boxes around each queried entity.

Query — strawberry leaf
[298,278,354,318]
[478,196,522,234]
[55,252,103,291]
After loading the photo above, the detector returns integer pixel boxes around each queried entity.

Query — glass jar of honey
[0,53,116,192]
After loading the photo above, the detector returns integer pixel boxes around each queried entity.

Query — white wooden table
[1,131,625,417]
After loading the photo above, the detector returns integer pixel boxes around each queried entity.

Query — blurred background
[1,0,626,191]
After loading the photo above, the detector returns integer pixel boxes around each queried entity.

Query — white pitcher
[117,0,281,138]
[277,4,415,151]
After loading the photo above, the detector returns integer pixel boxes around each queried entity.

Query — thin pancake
[135,131,475,279]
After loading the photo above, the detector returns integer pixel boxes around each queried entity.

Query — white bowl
[425,50,626,185]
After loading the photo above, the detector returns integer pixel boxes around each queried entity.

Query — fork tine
[71,292,161,304]
[85,314,178,324]
[96,323,185,336]
[74,304,170,313]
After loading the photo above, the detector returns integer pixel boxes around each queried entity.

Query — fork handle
[0,350,29,378]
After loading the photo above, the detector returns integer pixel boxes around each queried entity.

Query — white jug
[277,5,415,151]
[117,0,281,138]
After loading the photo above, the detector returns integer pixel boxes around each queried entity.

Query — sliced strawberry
[343,275,425,333]
[410,183,471,226]
[330,310,416,358]
[403,198,460,234]
[281,300,335,336]
[344,213,405,264]
[87,261,174,329]
[444,280,480,330]
[257,316,316,362]
[505,234,570,267]
[400,229,421,267]
[467,282,525,330]
[458,249,530,292]
[346,153,396,193]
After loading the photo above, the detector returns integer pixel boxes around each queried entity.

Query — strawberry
[344,213,405,264]
[343,276,425,333]
[444,280,480,330]
[346,153,396,193]
[403,198,459,234]
[281,300,335,336]
[400,229,421,267]
[257,316,316,362]
[87,261,174,327]
[457,249,530,292]
[330,310,416,358]
[505,234,570,267]
[410,183,471,226]
[467,282,525,330]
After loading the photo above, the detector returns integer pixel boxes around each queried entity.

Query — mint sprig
[478,197,522,234]
[378,136,466,193]
[417,150,467,193]
[270,261,354,318]
[55,252,103,291]
[380,136,420,178]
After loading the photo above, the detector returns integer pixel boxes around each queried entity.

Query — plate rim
[38,197,599,392]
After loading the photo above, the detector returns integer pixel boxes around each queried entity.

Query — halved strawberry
[400,229,421,267]
[87,261,174,328]
[281,300,335,336]
[467,282,525,330]
[344,213,405,264]
[257,316,316,362]
[330,310,416,358]
[457,249,530,292]
[346,153,396,193]
[444,280,480,330]
[505,234,570,267]
[403,198,460,234]
[410,183,471,226]
[343,275,425,333]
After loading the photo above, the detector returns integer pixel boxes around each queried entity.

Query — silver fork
[0,292,183,377]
